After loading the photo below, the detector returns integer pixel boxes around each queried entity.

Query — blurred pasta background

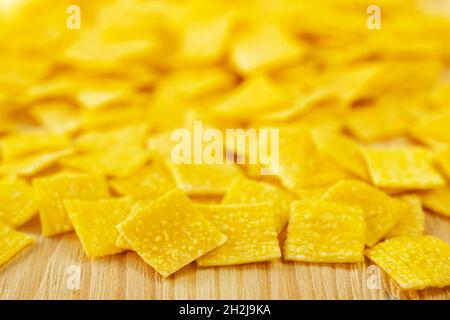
[1,0,449,137]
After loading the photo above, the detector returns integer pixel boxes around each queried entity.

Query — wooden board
[0,211,449,300]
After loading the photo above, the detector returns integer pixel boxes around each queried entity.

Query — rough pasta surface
[323,180,405,247]
[363,147,445,190]
[117,189,227,277]
[221,177,294,233]
[0,177,37,228]
[0,222,33,266]
[65,198,132,257]
[284,200,365,263]
[196,203,281,266]
[34,172,110,237]
[366,236,450,290]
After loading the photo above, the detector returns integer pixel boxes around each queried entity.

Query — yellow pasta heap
[0,0,449,289]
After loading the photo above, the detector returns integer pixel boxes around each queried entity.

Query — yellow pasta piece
[421,187,450,218]
[77,89,127,110]
[436,146,450,179]
[117,189,227,277]
[155,67,235,100]
[0,177,37,228]
[276,129,353,191]
[231,24,304,75]
[346,104,409,142]
[1,132,70,161]
[59,147,151,178]
[74,124,149,152]
[147,132,176,159]
[363,147,445,190]
[29,101,81,136]
[110,161,175,200]
[179,16,231,64]
[81,106,149,130]
[166,162,243,196]
[196,203,281,266]
[410,113,450,147]
[366,235,450,290]
[311,130,370,180]
[0,148,74,177]
[0,221,33,266]
[211,75,292,120]
[33,172,110,237]
[189,195,222,204]
[65,198,132,257]
[221,177,294,232]
[115,200,153,250]
[386,195,425,238]
[284,200,365,263]
[323,180,405,247]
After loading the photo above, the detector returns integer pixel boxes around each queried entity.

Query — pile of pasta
[1,0,450,290]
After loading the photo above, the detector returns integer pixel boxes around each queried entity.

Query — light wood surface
[1,211,449,300]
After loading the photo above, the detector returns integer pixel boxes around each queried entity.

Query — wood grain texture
[1,211,449,300]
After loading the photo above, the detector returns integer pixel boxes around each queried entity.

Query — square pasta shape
[386,195,425,238]
[109,161,176,200]
[165,161,243,196]
[420,186,450,218]
[323,180,405,247]
[59,147,151,178]
[0,221,34,266]
[117,189,227,277]
[276,128,353,191]
[65,198,132,257]
[365,235,450,290]
[284,200,365,263]
[115,200,154,251]
[0,148,73,177]
[196,203,281,266]
[221,177,295,233]
[311,130,370,180]
[1,132,70,161]
[0,177,37,228]
[436,146,450,179]
[33,172,110,237]
[231,24,304,75]
[363,147,445,190]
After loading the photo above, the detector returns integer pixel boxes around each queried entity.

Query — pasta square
[0,222,33,266]
[59,147,151,178]
[0,177,37,228]
[196,203,281,266]
[363,147,445,190]
[117,189,227,277]
[366,235,450,289]
[421,187,450,218]
[231,25,304,75]
[276,129,353,191]
[33,172,110,237]
[1,132,69,161]
[221,177,294,232]
[284,200,365,263]
[0,148,74,177]
[109,161,175,200]
[65,198,132,257]
[323,180,405,247]
[212,75,291,120]
[386,195,425,238]
[312,130,370,180]
[166,162,243,196]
